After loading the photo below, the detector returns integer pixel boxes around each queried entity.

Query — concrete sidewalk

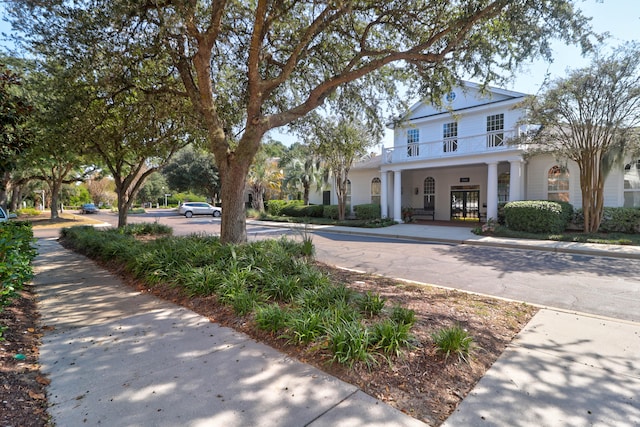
[34,238,425,427]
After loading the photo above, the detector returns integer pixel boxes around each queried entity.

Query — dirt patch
[0,286,50,426]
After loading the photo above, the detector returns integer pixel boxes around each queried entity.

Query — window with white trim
[498,172,510,203]
[548,165,569,202]
[624,159,640,207]
[443,122,458,153]
[487,113,505,147]
[371,177,381,204]
[346,179,352,207]
[407,128,419,157]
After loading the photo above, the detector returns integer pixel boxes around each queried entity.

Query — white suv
[178,202,222,218]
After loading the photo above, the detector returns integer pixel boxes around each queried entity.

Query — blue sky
[2,1,638,146]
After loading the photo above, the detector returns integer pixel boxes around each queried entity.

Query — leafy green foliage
[432,325,475,364]
[357,291,386,317]
[353,204,381,220]
[255,304,289,333]
[0,222,36,339]
[517,44,640,232]
[369,319,413,357]
[391,305,416,326]
[573,207,640,234]
[326,320,374,367]
[504,200,572,233]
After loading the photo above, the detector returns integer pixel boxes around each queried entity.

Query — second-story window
[443,122,458,153]
[407,128,419,157]
[487,113,504,147]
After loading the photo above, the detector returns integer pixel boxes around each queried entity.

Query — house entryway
[450,186,480,220]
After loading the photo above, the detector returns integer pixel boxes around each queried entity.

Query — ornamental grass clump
[432,324,475,363]
[369,319,413,357]
[357,291,386,317]
[326,319,375,367]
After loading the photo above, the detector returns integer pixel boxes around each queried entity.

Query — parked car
[80,203,99,214]
[178,202,222,218]
[0,206,11,222]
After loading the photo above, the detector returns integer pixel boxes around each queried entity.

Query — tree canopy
[518,43,640,232]
[6,0,595,242]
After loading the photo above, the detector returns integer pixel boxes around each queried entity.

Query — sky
[1,1,639,147]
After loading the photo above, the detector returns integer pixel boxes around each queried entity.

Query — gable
[395,82,528,125]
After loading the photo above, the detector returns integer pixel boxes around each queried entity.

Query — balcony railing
[382,130,519,164]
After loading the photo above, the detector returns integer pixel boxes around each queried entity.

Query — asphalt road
[37,209,640,322]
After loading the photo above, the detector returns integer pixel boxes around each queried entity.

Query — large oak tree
[7,0,594,242]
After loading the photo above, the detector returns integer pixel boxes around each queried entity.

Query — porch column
[509,160,523,201]
[486,162,498,221]
[380,171,388,218]
[393,170,402,222]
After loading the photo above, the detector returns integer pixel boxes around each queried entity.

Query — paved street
[57,209,640,322]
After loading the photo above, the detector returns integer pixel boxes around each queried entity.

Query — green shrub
[353,204,381,220]
[323,205,339,219]
[572,207,640,233]
[503,200,570,233]
[267,200,296,216]
[0,222,36,327]
[432,324,475,363]
[119,222,172,236]
[274,200,304,216]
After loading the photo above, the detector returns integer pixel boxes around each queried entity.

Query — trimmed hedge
[267,200,303,216]
[281,204,324,217]
[353,204,381,220]
[504,200,573,233]
[323,205,340,219]
[572,207,640,233]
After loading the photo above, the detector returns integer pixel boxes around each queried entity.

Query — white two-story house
[340,81,640,222]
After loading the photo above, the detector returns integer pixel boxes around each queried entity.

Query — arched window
[371,177,381,204]
[498,172,510,203]
[423,177,435,210]
[624,159,640,207]
[548,166,569,202]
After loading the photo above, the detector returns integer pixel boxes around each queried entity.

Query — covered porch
[379,155,526,223]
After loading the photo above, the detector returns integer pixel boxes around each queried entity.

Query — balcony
[382,130,520,164]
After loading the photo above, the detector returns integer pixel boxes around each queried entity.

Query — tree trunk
[117,194,129,228]
[303,183,310,205]
[580,154,605,233]
[219,162,250,243]
[48,179,63,220]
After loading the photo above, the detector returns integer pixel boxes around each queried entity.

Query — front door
[450,186,480,220]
